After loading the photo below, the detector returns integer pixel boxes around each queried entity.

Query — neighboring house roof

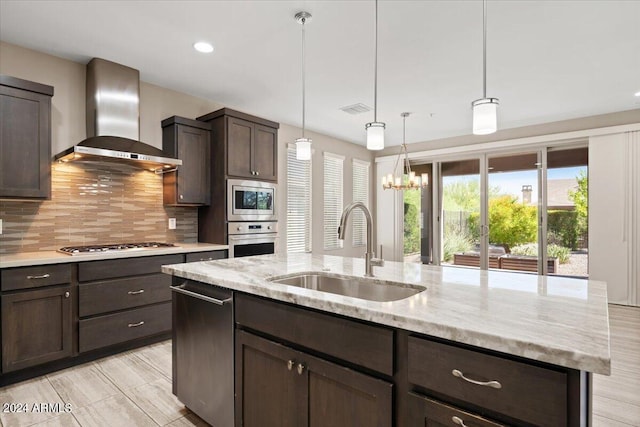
[547,178,578,210]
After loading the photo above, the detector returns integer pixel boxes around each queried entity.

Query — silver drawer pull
[452,416,467,427]
[287,360,295,371]
[452,369,502,389]
[27,273,50,280]
[296,363,305,375]
[128,321,145,328]
[128,289,145,295]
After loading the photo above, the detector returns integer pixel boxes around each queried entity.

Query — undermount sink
[268,272,426,302]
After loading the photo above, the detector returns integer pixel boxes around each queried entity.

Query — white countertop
[162,253,611,375]
[0,243,229,268]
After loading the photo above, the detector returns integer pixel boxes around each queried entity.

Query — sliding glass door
[402,144,589,277]
[546,147,589,278]
[487,152,541,274]
[440,159,481,268]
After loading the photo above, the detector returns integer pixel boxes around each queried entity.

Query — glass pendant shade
[366,122,385,150]
[472,98,498,135]
[295,137,312,160]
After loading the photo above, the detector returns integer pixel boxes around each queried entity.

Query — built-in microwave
[227,179,276,221]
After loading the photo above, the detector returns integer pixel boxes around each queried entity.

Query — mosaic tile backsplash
[0,162,198,254]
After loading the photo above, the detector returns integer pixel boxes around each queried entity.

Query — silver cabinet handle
[128,289,145,295]
[452,416,467,427]
[255,171,259,176]
[297,363,305,375]
[451,369,502,389]
[128,321,145,328]
[64,291,70,298]
[27,273,50,280]
[170,284,232,306]
[287,360,295,371]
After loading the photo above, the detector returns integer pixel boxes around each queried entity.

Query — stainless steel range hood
[55,58,181,170]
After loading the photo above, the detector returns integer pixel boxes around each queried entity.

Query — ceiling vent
[339,103,371,115]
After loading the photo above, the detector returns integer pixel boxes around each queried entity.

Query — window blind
[286,147,312,253]
[324,152,344,250]
[352,159,370,247]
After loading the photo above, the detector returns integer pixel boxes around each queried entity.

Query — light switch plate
[168,218,176,230]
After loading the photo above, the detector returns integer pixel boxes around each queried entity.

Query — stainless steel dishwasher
[171,280,234,427]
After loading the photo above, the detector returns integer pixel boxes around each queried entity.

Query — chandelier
[381,113,428,191]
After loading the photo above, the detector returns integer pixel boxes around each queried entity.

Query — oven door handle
[228,234,278,244]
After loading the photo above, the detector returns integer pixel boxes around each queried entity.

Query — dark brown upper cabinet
[162,116,211,206]
[0,75,54,200]
[197,108,279,182]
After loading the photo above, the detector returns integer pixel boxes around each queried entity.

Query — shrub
[403,202,420,255]
[547,210,579,250]
[510,243,571,264]
[468,196,538,248]
[443,227,473,262]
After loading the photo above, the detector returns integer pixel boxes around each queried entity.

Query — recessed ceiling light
[193,42,214,53]
[635,91,640,97]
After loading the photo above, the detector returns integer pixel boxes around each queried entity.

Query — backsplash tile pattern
[0,162,198,254]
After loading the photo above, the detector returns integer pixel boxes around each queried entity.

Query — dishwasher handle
[171,284,232,306]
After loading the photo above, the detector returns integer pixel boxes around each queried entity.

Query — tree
[442,179,501,211]
[568,170,588,244]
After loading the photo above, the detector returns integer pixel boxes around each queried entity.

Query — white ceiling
[1,1,639,147]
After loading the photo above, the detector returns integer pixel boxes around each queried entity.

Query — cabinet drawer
[236,294,393,375]
[79,273,172,317]
[185,250,227,263]
[1,264,72,291]
[79,302,171,352]
[79,254,183,282]
[407,336,567,427]
[407,392,504,427]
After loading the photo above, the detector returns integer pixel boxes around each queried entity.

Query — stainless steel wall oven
[228,221,278,258]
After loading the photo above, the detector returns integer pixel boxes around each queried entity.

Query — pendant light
[472,0,499,135]
[295,11,312,160]
[365,0,385,150]
[381,113,428,190]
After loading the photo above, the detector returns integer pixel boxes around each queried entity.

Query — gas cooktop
[58,242,176,255]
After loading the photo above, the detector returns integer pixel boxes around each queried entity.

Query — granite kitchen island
[163,253,611,427]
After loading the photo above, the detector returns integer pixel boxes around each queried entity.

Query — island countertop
[162,253,611,375]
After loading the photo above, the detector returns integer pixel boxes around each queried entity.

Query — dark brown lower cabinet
[1,285,72,372]
[235,330,393,427]
[407,392,505,427]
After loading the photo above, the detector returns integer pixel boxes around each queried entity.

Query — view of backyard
[403,151,589,278]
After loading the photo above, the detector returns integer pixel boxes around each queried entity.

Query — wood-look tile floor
[0,341,207,427]
[593,304,640,427]
[0,304,638,427]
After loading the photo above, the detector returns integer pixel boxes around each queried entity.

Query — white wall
[590,131,640,306]
[277,124,375,258]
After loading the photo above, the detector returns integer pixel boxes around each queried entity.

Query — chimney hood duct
[55,58,182,170]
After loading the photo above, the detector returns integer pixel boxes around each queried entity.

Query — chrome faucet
[337,202,384,277]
